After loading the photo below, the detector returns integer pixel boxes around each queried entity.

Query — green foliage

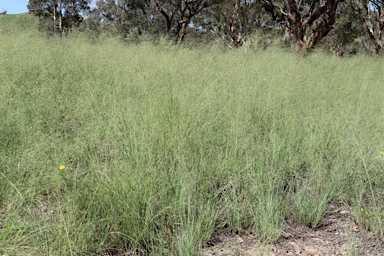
[87,0,152,38]
[319,2,366,55]
[28,0,90,35]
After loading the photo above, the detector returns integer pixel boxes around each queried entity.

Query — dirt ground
[202,204,384,256]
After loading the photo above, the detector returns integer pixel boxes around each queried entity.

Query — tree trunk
[262,0,342,50]
[284,0,305,47]
[363,0,383,53]
[53,3,56,33]
[178,20,188,43]
[378,19,383,53]
[155,3,172,32]
[59,0,63,34]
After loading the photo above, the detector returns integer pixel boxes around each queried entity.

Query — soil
[202,204,384,256]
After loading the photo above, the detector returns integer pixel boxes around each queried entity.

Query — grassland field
[1,14,384,255]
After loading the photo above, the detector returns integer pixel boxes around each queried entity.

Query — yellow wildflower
[380,152,384,156]
[59,165,66,170]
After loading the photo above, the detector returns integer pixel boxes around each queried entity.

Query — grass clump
[0,26,384,255]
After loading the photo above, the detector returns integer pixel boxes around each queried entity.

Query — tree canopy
[28,0,90,34]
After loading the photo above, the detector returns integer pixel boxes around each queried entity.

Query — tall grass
[1,21,384,255]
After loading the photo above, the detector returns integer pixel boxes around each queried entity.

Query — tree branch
[155,3,172,32]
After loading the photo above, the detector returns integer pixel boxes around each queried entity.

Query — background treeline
[27,0,384,54]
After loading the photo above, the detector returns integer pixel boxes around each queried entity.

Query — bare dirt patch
[202,204,384,256]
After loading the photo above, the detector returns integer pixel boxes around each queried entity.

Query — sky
[0,0,29,14]
[0,0,96,14]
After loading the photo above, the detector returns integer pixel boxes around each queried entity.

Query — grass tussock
[1,27,384,255]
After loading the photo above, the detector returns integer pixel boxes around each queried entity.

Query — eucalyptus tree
[349,0,384,53]
[317,1,365,54]
[89,0,153,38]
[197,0,267,48]
[261,0,345,49]
[28,0,90,34]
[154,0,226,43]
